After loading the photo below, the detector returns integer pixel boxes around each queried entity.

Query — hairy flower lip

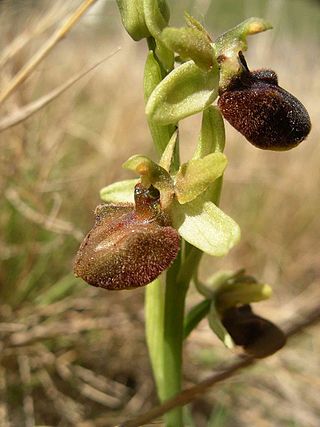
[218,55,311,151]
[74,184,180,290]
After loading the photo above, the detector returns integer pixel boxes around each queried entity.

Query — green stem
[162,244,202,426]
[162,251,185,426]
[145,278,166,399]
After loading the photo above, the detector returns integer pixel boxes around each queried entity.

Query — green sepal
[216,282,272,312]
[175,152,227,204]
[213,17,272,91]
[208,299,234,348]
[100,179,137,203]
[146,60,219,125]
[162,27,214,70]
[193,107,225,159]
[144,51,175,153]
[116,0,150,41]
[170,192,240,256]
[183,299,211,339]
[196,269,273,312]
[123,155,174,208]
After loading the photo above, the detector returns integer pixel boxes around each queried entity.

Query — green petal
[214,17,272,91]
[208,300,234,348]
[100,179,137,203]
[146,60,219,125]
[171,194,240,256]
[175,152,227,204]
[159,130,178,172]
[216,282,272,311]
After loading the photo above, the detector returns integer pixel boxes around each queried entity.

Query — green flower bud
[218,53,311,150]
[116,0,150,41]
[116,0,170,41]
[221,305,286,358]
[74,184,179,290]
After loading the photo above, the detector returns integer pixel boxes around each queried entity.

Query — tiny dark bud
[218,58,311,150]
[74,184,180,290]
[222,305,286,358]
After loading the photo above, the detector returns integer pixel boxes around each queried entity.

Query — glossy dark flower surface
[218,66,311,150]
[222,305,286,358]
[74,184,179,290]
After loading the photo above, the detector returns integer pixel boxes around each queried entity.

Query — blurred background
[0,0,319,426]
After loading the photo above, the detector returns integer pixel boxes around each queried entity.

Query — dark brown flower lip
[221,305,286,358]
[217,54,311,151]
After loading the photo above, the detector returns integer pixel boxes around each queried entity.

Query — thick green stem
[145,278,166,400]
[162,251,185,426]
[162,244,202,426]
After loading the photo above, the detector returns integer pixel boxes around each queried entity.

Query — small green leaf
[175,152,227,204]
[162,27,214,70]
[208,300,234,348]
[171,193,240,256]
[100,179,137,204]
[123,155,174,208]
[183,299,211,339]
[116,0,150,41]
[193,107,225,159]
[146,60,219,125]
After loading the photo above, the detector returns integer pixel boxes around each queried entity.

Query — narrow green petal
[208,300,234,348]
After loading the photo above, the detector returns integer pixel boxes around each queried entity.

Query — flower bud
[218,54,311,150]
[116,0,150,41]
[74,184,179,290]
[221,305,286,358]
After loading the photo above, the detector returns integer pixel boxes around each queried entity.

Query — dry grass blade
[0,0,98,105]
[38,368,84,424]
[9,317,112,347]
[0,50,120,133]
[119,302,320,427]
[56,358,124,409]
[5,187,84,241]
[18,355,35,427]
[0,2,70,68]
[73,365,129,398]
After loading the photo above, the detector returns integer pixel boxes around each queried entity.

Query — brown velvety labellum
[73,185,180,290]
[218,68,311,150]
[222,305,286,358]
